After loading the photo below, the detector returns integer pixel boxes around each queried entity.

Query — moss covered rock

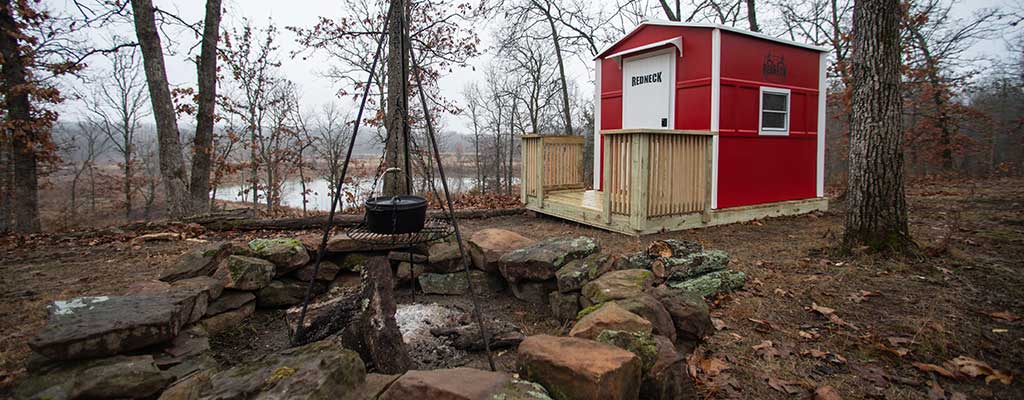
[217,255,275,291]
[498,236,600,283]
[596,330,658,373]
[248,238,310,274]
[555,253,610,293]
[581,269,654,305]
[202,340,365,399]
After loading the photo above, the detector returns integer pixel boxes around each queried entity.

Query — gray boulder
[549,291,581,322]
[248,238,310,275]
[418,271,503,296]
[255,279,324,308]
[292,260,341,283]
[467,228,537,272]
[581,269,654,306]
[646,286,712,348]
[205,291,256,316]
[215,255,276,291]
[498,236,600,283]
[201,340,366,400]
[555,253,610,293]
[641,335,698,400]
[14,355,173,400]
[509,280,558,304]
[614,294,677,343]
[159,241,231,282]
[29,295,184,361]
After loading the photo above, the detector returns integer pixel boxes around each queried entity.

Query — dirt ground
[1,177,1022,399]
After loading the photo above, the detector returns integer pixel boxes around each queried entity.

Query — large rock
[646,286,712,348]
[425,240,482,273]
[14,355,174,400]
[641,335,697,400]
[666,269,746,298]
[555,254,610,293]
[154,325,210,369]
[205,291,256,316]
[380,368,552,400]
[158,369,213,400]
[248,238,310,274]
[200,301,255,335]
[581,269,654,306]
[569,302,652,340]
[356,373,401,400]
[549,291,581,322]
[662,250,730,282]
[255,279,324,308]
[418,271,503,296]
[498,236,599,283]
[171,276,225,302]
[509,280,558,304]
[613,295,676,343]
[596,330,658,372]
[293,260,342,283]
[517,335,641,400]
[215,255,276,291]
[201,340,366,400]
[160,241,231,282]
[29,295,184,361]
[326,233,408,253]
[467,228,536,272]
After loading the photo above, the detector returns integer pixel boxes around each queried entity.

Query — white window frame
[758,86,790,136]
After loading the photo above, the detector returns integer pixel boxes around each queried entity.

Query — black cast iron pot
[364,195,428,234]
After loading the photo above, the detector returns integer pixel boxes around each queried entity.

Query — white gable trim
[593,58,603,189]
[605,37,682,67]
[596,20,828,60]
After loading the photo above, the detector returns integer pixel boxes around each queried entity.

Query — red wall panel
[716,30,821,208]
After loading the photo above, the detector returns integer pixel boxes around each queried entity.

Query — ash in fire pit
[395,303,466,368]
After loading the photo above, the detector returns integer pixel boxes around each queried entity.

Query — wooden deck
[521,131,828,236]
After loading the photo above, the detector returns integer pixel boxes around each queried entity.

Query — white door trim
[710,28,720,209]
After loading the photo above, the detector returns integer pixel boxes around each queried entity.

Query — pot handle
[370,167,402,199]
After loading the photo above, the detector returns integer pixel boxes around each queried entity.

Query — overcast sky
[52,0,1018,134]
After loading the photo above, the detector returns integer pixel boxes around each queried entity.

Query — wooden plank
[603,135,612,223]
[703,136,714,222]
[630,133,649,232]
[602,129,718,136]
[536,137,545,207]
[521,137,529,204]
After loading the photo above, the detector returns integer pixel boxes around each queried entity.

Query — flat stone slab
[499,236,600,283]
[517,335,641,400]
[379,367,552,400]
[29,294,184,361]
[14,355,173,400]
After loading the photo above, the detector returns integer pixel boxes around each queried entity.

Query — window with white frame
[759,87,790,135]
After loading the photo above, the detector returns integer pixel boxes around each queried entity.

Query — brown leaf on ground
[949,392,967,400]
[848,290,880,303]
[850,364,891,389]
[887,336,915,346]
[748,318,775,332]
[712,317,728,331]
[813,386,842,400]
[912,362,958,379]
[949,356,1014,385]
[801,349,847,364]
[810,303,836,315]
[687,349,731,381]
[753,340,784,361]
[766,376,804,395]
[927,380,946,400]
[986,310,1020,322]
[799,330,821,340]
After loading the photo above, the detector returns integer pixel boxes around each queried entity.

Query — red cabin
[521,21,828,236]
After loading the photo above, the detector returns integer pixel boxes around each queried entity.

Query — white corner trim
[816,52,827,197]
[594,58,603,189]
[757,86,791,136]
[710,28,720,210]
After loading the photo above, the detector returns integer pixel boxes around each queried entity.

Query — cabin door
[621,49,675,129]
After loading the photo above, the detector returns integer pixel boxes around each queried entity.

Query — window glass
[761,112,786,129]
[763,93,787,111]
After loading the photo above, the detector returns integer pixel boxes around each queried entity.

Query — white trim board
[605,37,683,67]
[816,52,827,197]
[710,28,720,210]
[594,59,603,189]
[595,20,829,59]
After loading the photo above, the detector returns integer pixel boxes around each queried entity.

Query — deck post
[629,133,649,232]
[702,134,714,223]
[521,137,528,205]
[603,135,612,224]
[536,136,545,207]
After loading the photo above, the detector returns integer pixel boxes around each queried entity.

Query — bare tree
[189,0,223,213]
[59,122,109,220]
[461,83,485,193]
[136,136,161,221]
[313,102,352,194]
[84,48,149,219]
[843,0,913,253]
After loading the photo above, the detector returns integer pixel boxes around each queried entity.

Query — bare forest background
[0,0,1021,232]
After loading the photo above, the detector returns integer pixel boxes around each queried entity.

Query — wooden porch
[521,130,828,236]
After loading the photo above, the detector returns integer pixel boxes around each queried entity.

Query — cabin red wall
[716,31,820,208]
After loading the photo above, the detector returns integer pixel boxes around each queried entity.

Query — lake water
[214,176,481,211]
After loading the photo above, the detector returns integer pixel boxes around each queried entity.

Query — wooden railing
[521,135,585,204]
[602,129,714,230]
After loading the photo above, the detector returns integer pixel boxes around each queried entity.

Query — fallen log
[198,207,526,231]
[646,239,703,258]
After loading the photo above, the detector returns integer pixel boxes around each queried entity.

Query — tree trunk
[540,4,575,136]
[745,0,760,32]
[0,0,40,233]
[383,0,409,197]
[189,0,223,213]
[124,158,132,219]
[130,0,191,218]
[843,0,913,253]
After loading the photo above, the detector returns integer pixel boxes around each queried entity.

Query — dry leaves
[765,376,804,395]
[912,356,1014,385]
[799,330,822,341]
[802,349,847,364]
[986,310,1020,322]
[926,380,946,400]
[809,302,858,330]
[687,349,730,380]
[711,318,728,331]
[747,318,775,333]
[847,290,880,303]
